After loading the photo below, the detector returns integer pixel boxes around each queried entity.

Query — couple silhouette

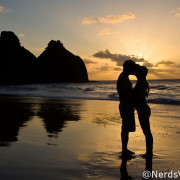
[117,60,153,157]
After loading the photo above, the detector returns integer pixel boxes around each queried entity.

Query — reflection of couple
[117,60,153,157]
[120,154,152,180]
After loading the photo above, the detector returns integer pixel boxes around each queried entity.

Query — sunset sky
[0,0,180,80]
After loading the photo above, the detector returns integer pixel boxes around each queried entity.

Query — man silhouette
[117,60,136,156]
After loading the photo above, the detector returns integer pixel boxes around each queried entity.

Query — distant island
[0,31,89,84]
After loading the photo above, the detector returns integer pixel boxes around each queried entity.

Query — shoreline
[0,94,180,106]
[0,78,180,106]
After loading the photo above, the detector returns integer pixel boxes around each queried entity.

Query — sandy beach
[0,96,179,180]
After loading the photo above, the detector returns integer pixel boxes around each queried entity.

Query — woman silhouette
[133,65,153,156]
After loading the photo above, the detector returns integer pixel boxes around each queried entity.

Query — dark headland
[0,31,89,84]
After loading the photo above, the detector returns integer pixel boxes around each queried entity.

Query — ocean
[0,79,179,105]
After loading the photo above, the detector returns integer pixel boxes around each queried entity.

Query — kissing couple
[117,60,153,157]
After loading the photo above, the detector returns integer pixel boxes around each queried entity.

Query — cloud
[114,67,122,71]
[148,60,180,79]
[98,28,111,36]
[175,13,180,17]
[142,60,154,67]
[82,18,97,24]
[91,49,180,79]
[157,60,180,68]
[174,63,180,68]
[173,7,180,17]
[82,13,135,24]
[94,65,119,72]
[99,13,135,23]
[18,33,25,37]
[0,6,11,13]
[158,60,175,65]
[98,28,119,36]
[83,58,97,65]
[93,49,148,66]
[100,65,112,71]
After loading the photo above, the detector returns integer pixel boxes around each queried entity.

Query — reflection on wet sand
[38,101,80,137]
[78,150,153,179]
[0,97,179,180]
[0,97,81,146]
[120,156,135,180]
[0,98,33,146]
[120,155,152,180]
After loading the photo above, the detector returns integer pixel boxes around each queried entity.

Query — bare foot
[122,149,135,155]
[141,153,153,158]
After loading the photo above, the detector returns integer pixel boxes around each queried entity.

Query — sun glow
[136,62,143,66]
[138,54,143,58]
[135,54,143,66]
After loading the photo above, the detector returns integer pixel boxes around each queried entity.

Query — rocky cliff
[37,40,89,82]
[0,31,89,84]
[0,31,36,83]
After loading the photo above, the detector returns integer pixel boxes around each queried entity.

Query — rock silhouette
[37,40,89,82]
[0,97,81,146]
[0,97,33,146]
[0,31,89,84]
[0,31,36,83]
[38,100,80,139]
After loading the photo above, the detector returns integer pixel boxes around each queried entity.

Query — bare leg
[121,128,129,153]
[136,103,153,156]
[139,117,153,156]
[144,130,153,156]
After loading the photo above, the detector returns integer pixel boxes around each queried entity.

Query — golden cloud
[82,13,135,24]
[98,28,111,36]
[99,13,135,23]
[83,58,97,65]
[18,33,25,37]
[93,49,147,66]
[0,6,11,13]
[175,13,180,17]
[98,28,119,36]
[173,7,180,17]
[81,18,97,24]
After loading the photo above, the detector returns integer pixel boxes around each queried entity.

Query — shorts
[119,102,135,132]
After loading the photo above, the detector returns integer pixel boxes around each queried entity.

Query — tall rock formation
[37,40,89,82]
[0,31,36,83]
[0,31,89,84]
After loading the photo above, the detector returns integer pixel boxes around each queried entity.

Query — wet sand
[0,96,179,179]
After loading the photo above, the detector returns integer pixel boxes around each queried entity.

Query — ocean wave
[84,88,94,92]
[108,93,119,101]
[0,80,180,106]
[0,91,179,105]
[147,98,180,105]
[150,85,167,90]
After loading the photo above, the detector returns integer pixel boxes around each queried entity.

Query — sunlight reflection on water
[0,97,179,179]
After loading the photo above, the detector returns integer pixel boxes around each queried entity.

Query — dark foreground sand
[0,96,179,180]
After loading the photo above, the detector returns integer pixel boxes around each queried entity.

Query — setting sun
[138,54,143,58]
[136,62,143,66]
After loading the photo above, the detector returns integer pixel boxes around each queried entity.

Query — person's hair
[136,65,148,79]
[136,65,150,97]
[123,60,135,73]
[141,66,148,77]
